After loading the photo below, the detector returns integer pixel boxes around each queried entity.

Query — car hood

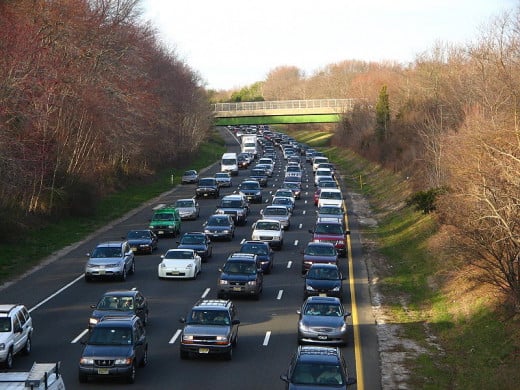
[0,333,11,345]
[82,344,134,358]
[220,273,257,282]
[303,254,338,262]
[87,257,124,265]
[205,225,232,231]
[182,324,230,337]
[91,309,134,319]
[160,259,196,268]
[178,244,206,251]
[177,207,196,213]
[300,315,346,328]
[216,207,244,214]
[127,238,152,245]
[254,228,282,236]
[305,278,342,289]
[262,215,289,222]
[240,188,260,193]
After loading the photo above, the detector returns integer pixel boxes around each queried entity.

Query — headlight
[80,358,94,365]
[115,358,133,365]
[148,225,153,229]
[215,336,228,342]
[186,263,193,268]
[0,343,5,350]
[219,279,229,285]
[332,286,340,291]
[222,230,230,234]
[167,225,174,229]
[306,285,315,291]
[160,263,166,268]
[89,318,98,326]
[340,323,348,332]
[247,280,257,286]
[255,191,261,196]
[204,229,210,234]
[183,335,194,341]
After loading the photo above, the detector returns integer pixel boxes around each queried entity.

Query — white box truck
[241,135,257,158]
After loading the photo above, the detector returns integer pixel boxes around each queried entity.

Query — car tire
[84,274,92,283]
[78,373,88,383]
[224,348,233,361]
[4,349,13,369]
[22,336,31,355]
[126,363,136,384]
[130,260,135,275]
[180,349,189,360]
[120,267,127,282]
[143,311,149,326]
[140,348,148,367]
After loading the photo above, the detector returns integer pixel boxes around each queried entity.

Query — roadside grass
[0,136,225,285]
[286,127,520,389]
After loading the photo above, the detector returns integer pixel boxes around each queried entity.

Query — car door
[134,294,146,322]
[133,321,146,363]
[12,314,26,354]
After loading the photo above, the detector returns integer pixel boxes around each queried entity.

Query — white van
[221,152,239,176]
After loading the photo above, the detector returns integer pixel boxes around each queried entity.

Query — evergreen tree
[375,85,390,141]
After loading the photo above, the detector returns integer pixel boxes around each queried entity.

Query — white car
[251,219,284,249]
[158,249,202,279]
[314,168,333,186]
[317,188,344,210]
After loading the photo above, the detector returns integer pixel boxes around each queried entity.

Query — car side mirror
[345,230,351,235]
[179,317,186,323]
[308,229,314,234]
[344,312,352,317]
[90,304,96,309]
[280,375,289,383]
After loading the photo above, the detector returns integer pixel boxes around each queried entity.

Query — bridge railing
[212,99,357,112]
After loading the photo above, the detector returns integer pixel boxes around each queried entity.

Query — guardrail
[212,99,358,112]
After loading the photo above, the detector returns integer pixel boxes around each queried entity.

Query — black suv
[78,315,148,384]
[238,180,263,203]
[195,177,220,199]
[88,289,149,330]
[280,346,356,389]
[179,299,240,360]
[217,253,263,300]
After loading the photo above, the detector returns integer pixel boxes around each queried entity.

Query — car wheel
[140,348,148,367]
[180,349,189,360]
[224,348,233,361]
[22,336,31,355]
[120,267,127,281]
[130,260,135,274]
[4,349,13,369]
[143,311,149,326]
[126,363,136,383]
[78,373,88,383]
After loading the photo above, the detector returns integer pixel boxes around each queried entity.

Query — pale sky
[141,0,517,90]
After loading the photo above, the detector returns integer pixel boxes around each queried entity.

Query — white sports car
[158,249,202,279]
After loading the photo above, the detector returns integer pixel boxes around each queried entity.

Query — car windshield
[307,267,339,280]
[315,224,344,235]
[241,182,259,190]
[304,303,342,317]
[88,326,133,345]
[221,200,242,208]
[241,244,268,255]
[319,181,337,188]
[264,208,287,216]
[0,318,11,332]
[208,217,230,226]
[321,192,342,200]
[127,231,150,239]
[319,207,343,215]
[188,310,231,325]
[223,261,257,274]
[176,200,194,208]
[165,250,194,259]
[276,191,293,198]
[183,171,196,176]
[291,363,344,385]
[97,296,134,310]
[91,246,122,258]
[199,179,215,186]
[255,221,280,230]
[181,235,204,245]
[273,198,291,206]
[305,245,336,256]
[152,213,174,221]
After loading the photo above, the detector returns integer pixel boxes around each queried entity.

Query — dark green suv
[78,315,148,384]
[148,206,181,237]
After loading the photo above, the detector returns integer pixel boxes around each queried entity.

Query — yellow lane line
[344,200,364,389]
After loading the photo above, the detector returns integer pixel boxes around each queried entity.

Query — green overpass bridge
[212,99,359,125]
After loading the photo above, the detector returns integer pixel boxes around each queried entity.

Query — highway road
[0,128,381,389]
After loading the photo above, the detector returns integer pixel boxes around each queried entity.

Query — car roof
[96,241,125,248]
[222,194,243,200]
[227,253,257,261]
[101,290,140,297]
[96,315,140,327]
[306,296,341,304]
[193,299,233,310]
[306,241,335,247]
[296,345,342,364]
[308,263,340,270]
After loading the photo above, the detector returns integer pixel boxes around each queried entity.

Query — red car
[309,218,349,257]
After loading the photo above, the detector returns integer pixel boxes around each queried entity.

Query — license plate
[131,247,137,252]
[97,368,109,375]
[158,230,164,234]
[172,272,180,275]
[198,348,209,354]
[233,287,242,291]
[319,293,327,297]
[204,193,209,197]
[98,270,106,275]
[318,335,328,340]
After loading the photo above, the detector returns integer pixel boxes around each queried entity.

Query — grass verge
[0,136,226,285]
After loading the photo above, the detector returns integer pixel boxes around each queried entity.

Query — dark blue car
[239,240,274,274]
[177,232,213,262]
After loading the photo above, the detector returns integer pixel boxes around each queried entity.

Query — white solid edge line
[30,273,85,313]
